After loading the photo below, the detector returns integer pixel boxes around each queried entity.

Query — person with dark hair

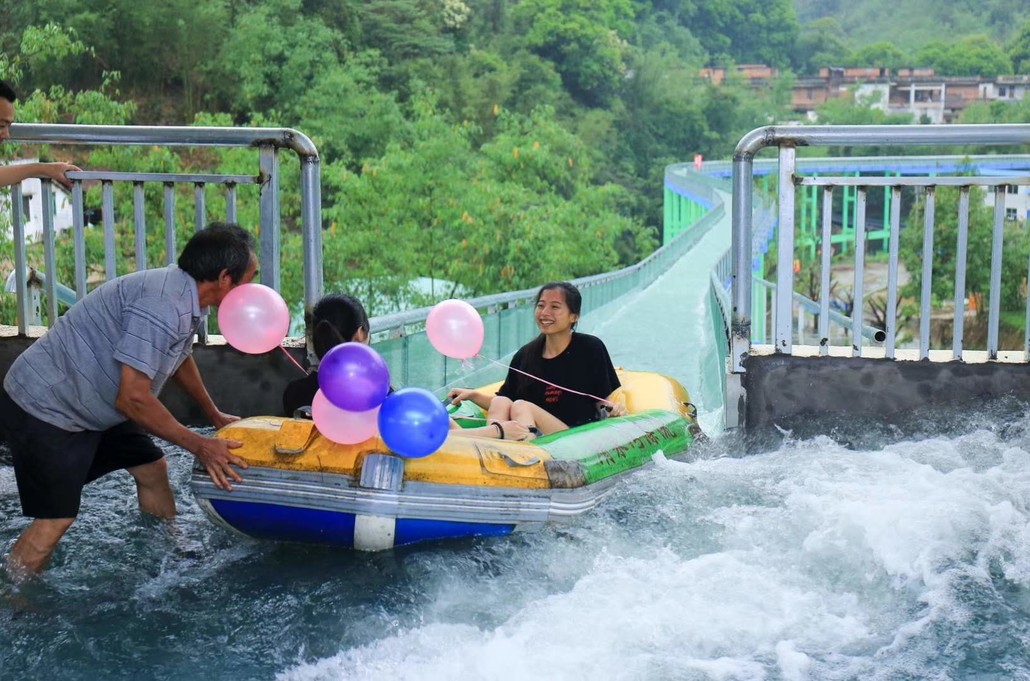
[0,78,81,190]
[448,281,626,439]
[177,220,256,284]
[282,293,371,417]
[285,293,529,439]
[0,221,258,580]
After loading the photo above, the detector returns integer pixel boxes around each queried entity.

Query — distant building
[0,159,75,242]
[983,174,1030,224]
[701,64,1030,124]
[699,64,779,86]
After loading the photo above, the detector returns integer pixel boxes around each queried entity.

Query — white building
[979,75,1030,102]
[986,182,1030,223]
[1,159,75,242]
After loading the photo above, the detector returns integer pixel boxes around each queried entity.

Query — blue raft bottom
[210,499,515,548]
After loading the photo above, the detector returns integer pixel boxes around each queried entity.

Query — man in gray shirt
[0,222,258,579]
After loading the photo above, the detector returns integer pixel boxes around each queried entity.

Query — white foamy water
[276,424,1030,681]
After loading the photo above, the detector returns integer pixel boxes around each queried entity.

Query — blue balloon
[377,388,450,459]
[318,342,391,412]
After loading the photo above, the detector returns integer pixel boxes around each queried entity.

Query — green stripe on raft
[534,410,694,484]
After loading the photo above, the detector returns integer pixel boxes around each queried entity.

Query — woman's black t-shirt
[496,332,620,428]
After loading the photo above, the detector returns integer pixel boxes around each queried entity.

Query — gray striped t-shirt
[3,266,204,432]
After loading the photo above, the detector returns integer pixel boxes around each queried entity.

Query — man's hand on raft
[194,436,248,491]
[210,411,241,429]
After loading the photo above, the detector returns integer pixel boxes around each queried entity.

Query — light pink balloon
[312,389,379,444]
[217,283,291,354]
[426,299,484,359]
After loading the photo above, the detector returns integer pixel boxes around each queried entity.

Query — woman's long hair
[308,293,370,359]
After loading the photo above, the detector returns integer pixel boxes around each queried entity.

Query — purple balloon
[318,342,391,412]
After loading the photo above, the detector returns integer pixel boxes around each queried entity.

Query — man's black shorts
[0,388,164,519]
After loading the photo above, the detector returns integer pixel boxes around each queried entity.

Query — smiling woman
[447,281,626,438]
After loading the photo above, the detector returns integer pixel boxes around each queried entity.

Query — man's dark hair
[177,221,255,283]
[0,79,17,103]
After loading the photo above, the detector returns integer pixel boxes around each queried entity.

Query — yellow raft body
[191,370,702,550]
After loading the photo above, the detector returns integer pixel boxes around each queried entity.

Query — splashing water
[4,198,1029,679]
[4,415,1030,680]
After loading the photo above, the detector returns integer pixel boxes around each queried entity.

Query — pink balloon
[426,299,484,359]
[312,390,380,445]
[217,283,291,354]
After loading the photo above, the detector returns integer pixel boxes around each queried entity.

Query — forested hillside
[1,1,1028,316]
[795,0,1023,55]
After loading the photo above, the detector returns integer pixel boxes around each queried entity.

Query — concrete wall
[741,352,1030,447]
[0,330,308,431]
[6,330,1029,447]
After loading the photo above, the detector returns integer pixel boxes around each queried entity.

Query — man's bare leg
[6,518,75,579]
[128,458,176,519]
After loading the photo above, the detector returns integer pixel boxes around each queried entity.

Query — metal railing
[3,124,323,335]
[368,196,725,391]
[730,124,1030,373]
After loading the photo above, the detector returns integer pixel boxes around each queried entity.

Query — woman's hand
[602,402,628,418]
[448,388,478,405]
[498,420,532,441]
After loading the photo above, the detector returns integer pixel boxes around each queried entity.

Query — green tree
[792,17,851,74]
[211,0,344,115]
[795,0,1022,54]
[9,1,230,120]
[899,185,1030,318]
[808,88,913,156]
[691,0,799,68]
[355,0,457,62]
[512,0,634,106]
[916,36,1013,77]
[1009,19,1030,73]
[632,9,706,64]
[849,42,909,71]
[960,97,1030,125]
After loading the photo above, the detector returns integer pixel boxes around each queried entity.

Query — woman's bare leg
[486,396,514,423]
[511,400,568,435]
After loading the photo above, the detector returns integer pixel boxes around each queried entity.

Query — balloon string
[280,345,308,375]
[472,353,615,407]
[454,355,658,448]
[447,354,682,452]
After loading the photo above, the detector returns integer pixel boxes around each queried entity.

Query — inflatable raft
[191,370,704,550]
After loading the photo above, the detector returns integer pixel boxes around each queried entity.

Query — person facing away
[0,79,81,189]
[282,293,371,417]
[285,293,529,440]
[448,281,627,438]
[0,221,258,580]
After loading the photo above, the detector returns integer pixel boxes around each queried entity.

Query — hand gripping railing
[5,124,323,335]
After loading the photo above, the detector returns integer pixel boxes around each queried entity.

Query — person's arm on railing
[0,161,80,190]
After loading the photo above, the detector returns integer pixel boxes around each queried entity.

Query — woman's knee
[487,396,513,416]
[511,400,534,421]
